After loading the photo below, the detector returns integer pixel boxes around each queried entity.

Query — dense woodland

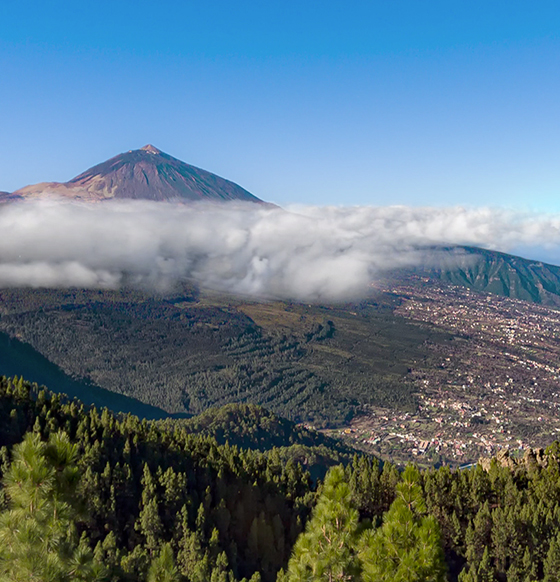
[0,287,446,425]
[2,376,560,580]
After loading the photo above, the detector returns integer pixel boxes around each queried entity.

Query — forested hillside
[4,283,560,467]
[162,403,355,481]
[424,246,560,306]
[0,376,315,581]
[0,286,446,426]
[3,376,560,580]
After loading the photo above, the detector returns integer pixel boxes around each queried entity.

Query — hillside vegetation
[162,403,356,481]
[423,246,560,306]
[4,276,560,467]
[0,286,450,426]
[3,377,560,580]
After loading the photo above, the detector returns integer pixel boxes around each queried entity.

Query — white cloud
[0,199,559,301]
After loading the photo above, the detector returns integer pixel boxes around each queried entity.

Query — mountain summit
[6,146,263,203]
[140,144,162,154]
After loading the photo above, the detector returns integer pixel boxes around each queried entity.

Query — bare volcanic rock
[10,145,263,203]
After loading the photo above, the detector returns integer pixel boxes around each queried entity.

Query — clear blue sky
[1,1,559,209]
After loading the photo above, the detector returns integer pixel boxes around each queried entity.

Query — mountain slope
[160,402,356,480]
[0,286,441,426]
[171,402,351,451]
[4,268,560,466]
[0,376,314,582]
[10,144,263,203]
[420,246,560,306]
[0,191,22,202]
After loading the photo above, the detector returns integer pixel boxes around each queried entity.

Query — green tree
[0,431,103,582]
[477,546,495,582]
[458,547,495,582]
[520,546,537,582]
[544,532,560,582]
[136,464,163,554]
[359,465,446,582]
[177,528,211,582]
[147,543,180,582]
[286,465,361,581]
[465,503,492,567]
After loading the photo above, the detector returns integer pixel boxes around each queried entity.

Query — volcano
[7,145,263,203]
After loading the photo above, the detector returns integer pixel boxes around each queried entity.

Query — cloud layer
[1,200,560,301]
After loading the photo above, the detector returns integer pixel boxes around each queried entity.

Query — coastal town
[324,279,560,467]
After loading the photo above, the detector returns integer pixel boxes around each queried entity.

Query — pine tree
[139,498,164,554]
[476,547,495,582]
[465,503,492,567]
[0,431,104,581]
[177,528,211,582]
[210,550,233,582]
[147,543,180,582]
[286,465,361,581]
[458,565,478,582]
[520,546,537,582]
[136,464,163,554]
[544,533,560,582]
[359,465,446,582]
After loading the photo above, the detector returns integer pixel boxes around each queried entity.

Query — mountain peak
[10,146,264,204]
[140,144,162,154]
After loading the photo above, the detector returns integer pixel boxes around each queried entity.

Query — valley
[1,276,560,467]
[0,285,435,426]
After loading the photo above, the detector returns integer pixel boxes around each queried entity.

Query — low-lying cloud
[1,200,560,301]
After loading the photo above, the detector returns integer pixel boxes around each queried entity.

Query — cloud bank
[1,200,560,301]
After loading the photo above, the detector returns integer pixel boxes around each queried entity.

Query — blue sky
[1,1,559,209]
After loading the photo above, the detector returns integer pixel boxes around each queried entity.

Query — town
[324,279,560,467]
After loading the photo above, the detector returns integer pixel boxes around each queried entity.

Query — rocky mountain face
[8,145,263,203]
[478,447,552,472]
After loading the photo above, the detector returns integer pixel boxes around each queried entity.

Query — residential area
[324,280,560,466]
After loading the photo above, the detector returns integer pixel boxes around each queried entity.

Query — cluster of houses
[324,281,560,466]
